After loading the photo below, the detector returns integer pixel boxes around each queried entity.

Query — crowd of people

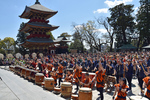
[0,51,150,100]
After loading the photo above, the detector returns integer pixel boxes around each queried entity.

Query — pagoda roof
[20,4,58,19]
[21,37,55,48]
[54,37,71,43]
[20,22,59,33]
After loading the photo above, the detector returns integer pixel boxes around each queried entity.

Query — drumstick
[141,64,148,76]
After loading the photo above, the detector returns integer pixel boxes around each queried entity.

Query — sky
[0,0,140,41]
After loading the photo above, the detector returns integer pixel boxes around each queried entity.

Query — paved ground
[0,66,147,100]
[0,66,64,100]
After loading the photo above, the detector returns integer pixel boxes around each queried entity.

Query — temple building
[20,0,70,55]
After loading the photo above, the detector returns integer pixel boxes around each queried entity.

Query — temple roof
[20,22,59,33]
[20,4,58,19]
[29,4,57,13]
[54,37,71,43]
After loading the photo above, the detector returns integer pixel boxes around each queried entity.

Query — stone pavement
[0,66,147,100]
[0,66,64,100]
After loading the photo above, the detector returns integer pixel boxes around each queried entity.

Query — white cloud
[74,25,83,30]
[134,7,138,14]
[104,0,133,8]
[94,29,107,33]
[93,8,108,14]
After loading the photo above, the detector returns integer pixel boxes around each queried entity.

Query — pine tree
[136,0,150,47]
[16,22,28,55]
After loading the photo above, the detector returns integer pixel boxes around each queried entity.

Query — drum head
[45,77,54,81]
[72,94,78,97]
[36,73,44,76]
[79,87,92,92]
[61,82,71,86]
[130,96,143,100]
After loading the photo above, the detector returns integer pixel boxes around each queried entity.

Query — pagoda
[20,0,59,55]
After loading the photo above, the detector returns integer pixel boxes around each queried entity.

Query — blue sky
[0,0,140,40]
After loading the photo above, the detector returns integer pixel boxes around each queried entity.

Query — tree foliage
[46,32,55,40]
[16,22,28,55]
[108,3,135,48]
[69,39,84,53]
[58,32,71,38]
[2,37,15,50]
[136,0,150,48]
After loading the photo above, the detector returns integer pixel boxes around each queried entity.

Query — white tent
[142,45,150,49]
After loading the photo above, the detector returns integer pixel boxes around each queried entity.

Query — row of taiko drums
[9,65,92,100]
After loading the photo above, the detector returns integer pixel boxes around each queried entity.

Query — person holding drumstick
[89,61,106,100]
[57,63,63,87]
[52,68,58,86]
[112,77,129,100]
[72,63,82,91]
[64,69,73,83]
[124,59,133,91]
[80,72,92,88]
[136,59,147,95]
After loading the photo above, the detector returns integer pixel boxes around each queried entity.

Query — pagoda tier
[20,3,58,19]
[20,22,59,33]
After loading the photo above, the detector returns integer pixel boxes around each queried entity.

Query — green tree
[72,24,85,53]
[108,3,135,48]
[69,39,84,53]
[2,37,15,54]
[0,40,5,54]
[59,32,71,37]
[46,32,55,40]
[16,22,28,55]
[136,0,150,48]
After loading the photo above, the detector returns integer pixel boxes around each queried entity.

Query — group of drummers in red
[4,51,150,100]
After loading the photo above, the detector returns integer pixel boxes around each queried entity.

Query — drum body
[79,87,92,100]
[15,66,20,74]
[9,66,15,72]
[71,94,78,100]
[61,82,72,97]
[44,78,54,91]
[21,68,26,77]
[35,73,44,85]
[30,70,37,81]
[25,69,31,79]
[54,87,61,94]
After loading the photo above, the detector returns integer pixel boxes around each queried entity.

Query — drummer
[80,72,92,88]
[115,60,124,83]
[64,69,73,83]
[72,63,82,91]
[105,59,114,76]
[124,59,133,91]
[89,61,106,100]
[52,68,58,86]
[57,63,63,87]
[47,61,53,77]
[142,74,150,99]
[112,77,129,100]
[137,59,147,95]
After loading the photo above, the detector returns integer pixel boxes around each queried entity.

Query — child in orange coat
[112,77,129,100]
